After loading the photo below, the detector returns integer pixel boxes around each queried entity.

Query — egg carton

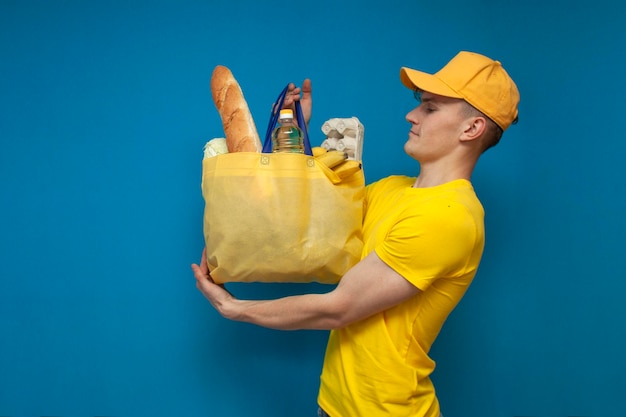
[320,117,364,161]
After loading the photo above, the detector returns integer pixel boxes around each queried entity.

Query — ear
[459,117,487,143]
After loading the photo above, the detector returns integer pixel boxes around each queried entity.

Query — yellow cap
[279,109,294,119]
[400,51,520,130]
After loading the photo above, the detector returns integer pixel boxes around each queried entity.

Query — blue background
[1,1,625,416]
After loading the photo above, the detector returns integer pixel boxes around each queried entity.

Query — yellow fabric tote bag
[201,84,364,284]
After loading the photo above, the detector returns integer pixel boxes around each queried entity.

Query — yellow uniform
[318,176,485,416]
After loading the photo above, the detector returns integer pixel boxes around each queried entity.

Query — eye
[419,102,435,113]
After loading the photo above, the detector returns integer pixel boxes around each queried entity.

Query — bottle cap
[279,109,294,119]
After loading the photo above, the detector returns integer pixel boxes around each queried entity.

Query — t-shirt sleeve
[374,199,480,291]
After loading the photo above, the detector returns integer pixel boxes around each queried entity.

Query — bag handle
[262,84,313,155]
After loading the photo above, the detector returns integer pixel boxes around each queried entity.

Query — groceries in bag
[272,109,304,153]
[200,66,365,283]
[210,65,262,153]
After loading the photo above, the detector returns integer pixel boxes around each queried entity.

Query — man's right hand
[282,79,312,127]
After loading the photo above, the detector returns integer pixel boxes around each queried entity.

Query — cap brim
[400,67,463,99]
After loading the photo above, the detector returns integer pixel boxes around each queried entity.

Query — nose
[406,106,420,125]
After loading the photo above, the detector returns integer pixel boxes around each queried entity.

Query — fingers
[300,79,312,126]
[282,86,302,109]
[191,263,210,283]
[301,78,312,97]
[192,248,212,284]
[191,262,218,301]
[191,260,234,318]
[275,80,312,127]
[200,248,208,274]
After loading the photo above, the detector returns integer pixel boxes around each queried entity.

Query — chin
[404,140,416,155]
[404,142,423,162]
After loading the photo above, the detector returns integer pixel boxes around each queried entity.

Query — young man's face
[404,91,470,163]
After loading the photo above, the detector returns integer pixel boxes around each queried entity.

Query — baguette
[210,65,262,153]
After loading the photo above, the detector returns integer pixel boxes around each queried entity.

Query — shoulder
[410,180,483,219]
[367,175,415,190]
[366,175,414,200]
[386,181,485,248]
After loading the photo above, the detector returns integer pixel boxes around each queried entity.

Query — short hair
[461,102,504,153]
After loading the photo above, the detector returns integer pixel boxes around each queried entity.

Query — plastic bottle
[272,109,304,153]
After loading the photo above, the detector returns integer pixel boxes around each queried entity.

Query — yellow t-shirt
[318,176,485,417]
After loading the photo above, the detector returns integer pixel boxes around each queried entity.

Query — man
[192,51,520,417]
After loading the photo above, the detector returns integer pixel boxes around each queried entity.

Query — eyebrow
[419,91,438,101]
[421,93,455,105]
[420,95,438,104]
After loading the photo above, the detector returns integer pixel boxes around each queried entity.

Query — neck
[412,159,477,188]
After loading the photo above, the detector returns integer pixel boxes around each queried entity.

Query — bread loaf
[210,65,262,153]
